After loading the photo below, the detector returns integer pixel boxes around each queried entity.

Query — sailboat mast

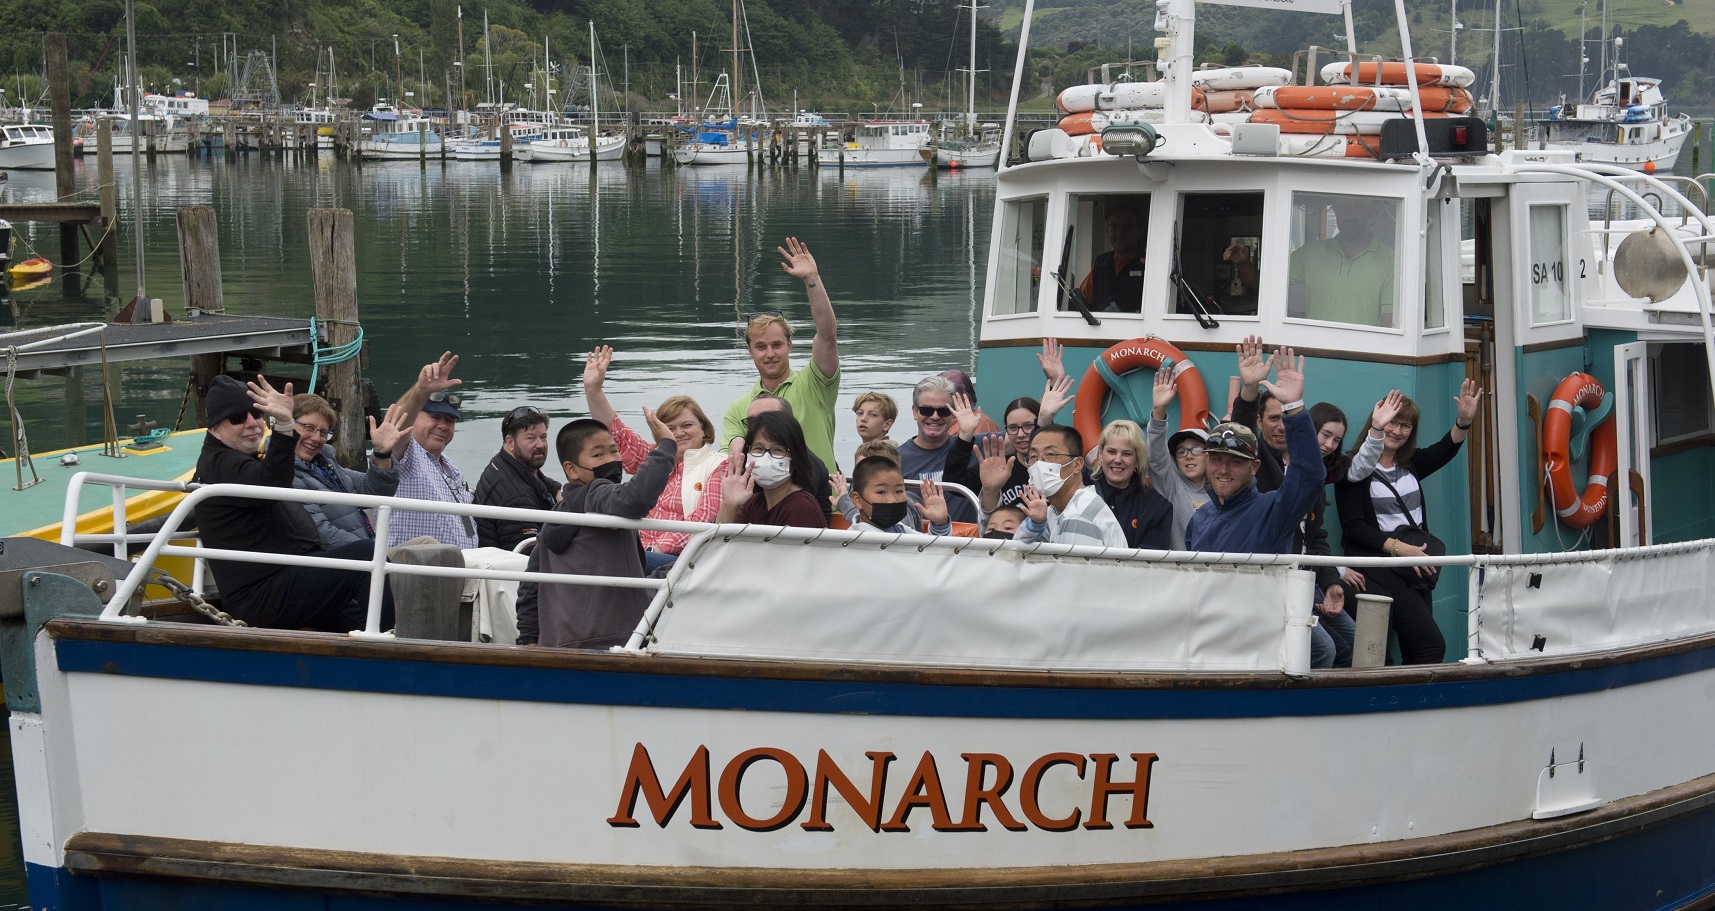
[124,0,145,304]
[967,0,981,134]
[1487,0,1501,114]
[731,0,741,120]
[589,21,598,131]
[483,10,492,107]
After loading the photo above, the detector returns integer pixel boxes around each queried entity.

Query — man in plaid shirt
[387,352,479,549]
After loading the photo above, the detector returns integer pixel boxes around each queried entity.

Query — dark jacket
[292,444,399,549]
[1335,431,1464,559]
[1090,477,1174,550]
[193,432,322,619]
[537,439,675,649]
[1230,393,1331,585]
[1090,250,1145,313]
[944,432,1028,513]
[472,449,563,551]
[1185,411,1323,555]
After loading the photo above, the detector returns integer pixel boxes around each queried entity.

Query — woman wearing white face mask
[716,411,829,529]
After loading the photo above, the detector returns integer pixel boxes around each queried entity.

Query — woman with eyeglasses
[1335,380,1483,665]
[716,411,827,529]
[583,345,729,570]
[289,394,414,549]
[1147,368,1212,550]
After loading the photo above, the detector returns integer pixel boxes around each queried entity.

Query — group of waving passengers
[192,235,1478,666]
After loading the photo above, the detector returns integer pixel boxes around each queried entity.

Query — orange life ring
[1072,338,1210,452]
[1542,372,1617,529]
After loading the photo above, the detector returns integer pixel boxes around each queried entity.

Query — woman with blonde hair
[583,346,727,571]
[1088,418,1173,549]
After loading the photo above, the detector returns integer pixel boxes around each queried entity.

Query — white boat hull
[818,146,929,167]
[1541,125,1690,171]
[0,138,54,170]
[524,134,627,162]
[359,138,445,160]
[925,142,1001,170]
[673,142,753,165]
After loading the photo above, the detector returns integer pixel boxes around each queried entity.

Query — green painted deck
[0,429,206,537]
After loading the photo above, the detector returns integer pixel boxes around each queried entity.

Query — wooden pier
[4,315,314,378]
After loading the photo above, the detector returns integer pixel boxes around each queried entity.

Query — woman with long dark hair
[716,410,828,528]
[1335,381,1482,664]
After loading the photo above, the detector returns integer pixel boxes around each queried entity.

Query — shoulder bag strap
[1368,470,1427,532]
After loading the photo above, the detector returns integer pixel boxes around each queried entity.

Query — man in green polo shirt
[1287,196,1396,328]
[722,236,842,468]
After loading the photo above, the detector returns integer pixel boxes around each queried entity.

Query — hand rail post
[110,481,128,559]
[356,505,394,638]
[1462,559,1488,664]
[60,470,90,546]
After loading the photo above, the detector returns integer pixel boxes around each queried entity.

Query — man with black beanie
[193,374,393,631]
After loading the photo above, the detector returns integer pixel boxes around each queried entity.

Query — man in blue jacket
[1184,347,1335,667]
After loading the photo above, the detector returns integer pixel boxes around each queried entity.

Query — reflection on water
[1,158,995,475]
[0,157,994,903]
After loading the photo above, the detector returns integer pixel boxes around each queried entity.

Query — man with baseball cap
[192,373,394,631]
[388,351,478,549]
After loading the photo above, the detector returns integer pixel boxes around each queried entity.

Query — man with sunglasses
[473,406,562,551]
[897,375,979,524]
[388,351,478,549]
[1183,346,1321,558]
[192,374,394,632]
[720,236,842,470]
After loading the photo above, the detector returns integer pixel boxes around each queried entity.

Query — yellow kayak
[6,256,52,278]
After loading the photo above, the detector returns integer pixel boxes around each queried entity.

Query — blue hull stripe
[50,636,1715,718]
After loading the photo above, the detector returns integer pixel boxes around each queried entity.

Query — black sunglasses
[428,391,463,407]
[224,409,260,426]
[744,309,786,322]
[502,406,547,434]
[916,405,953,419]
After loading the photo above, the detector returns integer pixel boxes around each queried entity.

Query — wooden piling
[307,208,366,468]
[176,205,227,427]
[1512,103,1525,153]
[500,126,512,172]
[45,33,78,267]
[97,120,118,288]
[419,122,427,167]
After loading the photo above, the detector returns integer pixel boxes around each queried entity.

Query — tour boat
[11,0,1715,908]
[0,124,55,170]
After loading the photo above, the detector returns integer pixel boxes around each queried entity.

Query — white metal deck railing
[56,471,1715,668]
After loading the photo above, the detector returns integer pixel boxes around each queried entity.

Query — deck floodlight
[1101,123,1160,159]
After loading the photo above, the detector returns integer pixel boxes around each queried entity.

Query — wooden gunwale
[57,770,1715,907]
[42,616,1715,692]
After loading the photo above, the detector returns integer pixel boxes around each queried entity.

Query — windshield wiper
[1052,225,1101,326]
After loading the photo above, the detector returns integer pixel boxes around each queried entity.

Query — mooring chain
[149,570,248,627]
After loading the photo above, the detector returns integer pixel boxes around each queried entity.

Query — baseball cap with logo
[1203,422,1258,460]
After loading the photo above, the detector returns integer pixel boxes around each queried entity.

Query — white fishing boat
[0,123,54,170]
[523,125,626,162]
[13,0,1715,907]
[1539,74,1690,172]
[819,119,933,167]
[923,0,1002,170]
[357,105,443,160]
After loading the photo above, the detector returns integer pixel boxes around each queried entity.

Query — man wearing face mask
[532,412,676,649]
[1012,424,1128,548]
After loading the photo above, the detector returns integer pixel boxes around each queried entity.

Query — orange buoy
[1254,85,1473,114]
[1072,338,1210,454]
[1541,372,1618,529]
[1320,61,1476,88]
[1250,108,1452,135]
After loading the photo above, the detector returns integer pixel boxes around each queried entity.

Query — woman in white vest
[583,346,727,572]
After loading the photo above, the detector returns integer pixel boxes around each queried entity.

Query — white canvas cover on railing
[1476,542,1715,659]
[649,535,1316,672]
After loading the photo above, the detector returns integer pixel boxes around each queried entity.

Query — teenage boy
[534,410,675,649]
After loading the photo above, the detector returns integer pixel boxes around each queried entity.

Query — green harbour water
[0,153,997,905]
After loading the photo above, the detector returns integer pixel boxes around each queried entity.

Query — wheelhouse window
[1067,193,1151,314]
[1653,343,1713,445]
[1528,204,1572,325]
[992,196,1047,316]
[1288,192,1399,327]
[1425,197,1448,330]
[1175,192,1263,318]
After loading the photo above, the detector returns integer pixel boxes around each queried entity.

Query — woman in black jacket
[1335,379,1482,665]
[1087,419,1174,550]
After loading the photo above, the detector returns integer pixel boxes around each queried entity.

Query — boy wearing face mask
[535,412,677,649]
[846,456,952,535]
[1012,424,1128,548]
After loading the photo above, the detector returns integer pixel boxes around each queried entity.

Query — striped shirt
[1368,465,1424,533]
[1013,486,1129,548]
[388,434,478,549]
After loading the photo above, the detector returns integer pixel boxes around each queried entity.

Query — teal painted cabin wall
[1516,342,1600,555]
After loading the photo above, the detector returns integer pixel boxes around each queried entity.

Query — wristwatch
[271,418,296,434]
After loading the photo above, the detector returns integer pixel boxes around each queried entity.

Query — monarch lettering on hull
[608,745,1159,834]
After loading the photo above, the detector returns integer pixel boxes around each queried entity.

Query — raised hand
[950,392,982,440]
[417,351,461,395]
[1039,374,1074,423]
[977,434,1014,491]
[777,236,819,282]
[1020,485,1049,525]
[583,345,614,391]
[1262,347,1305,406]
[1454,378,1483,427]
[367,403,413,454]
[723,461,756,512]
[1370,390,1404,433]
[1151,366,1177,418]
[1236,335,1273,393]
[246,374,295,423]
[919,477,950,527]
[829,472,849,500]
[1036,337,1066,384]
[642,406,671,442]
